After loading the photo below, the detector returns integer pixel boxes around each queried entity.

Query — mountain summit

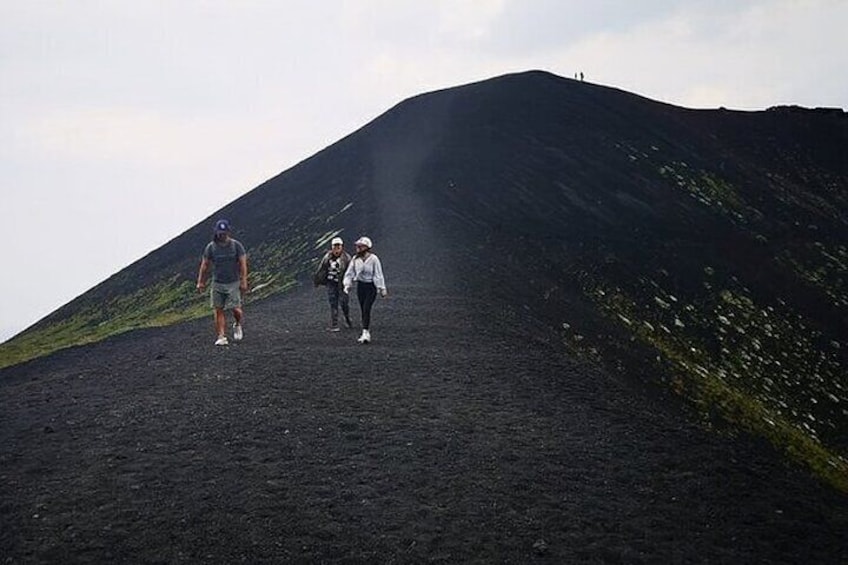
[2,71,847,561]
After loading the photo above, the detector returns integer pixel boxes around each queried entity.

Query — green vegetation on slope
[551,148,848,491]
[574,275,847,493]
[0,202,356,370]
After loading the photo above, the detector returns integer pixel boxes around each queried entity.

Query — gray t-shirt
[203,239,246,284]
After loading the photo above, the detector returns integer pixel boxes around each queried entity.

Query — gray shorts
[210,281,242,310]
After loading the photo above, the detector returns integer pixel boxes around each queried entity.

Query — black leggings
[356,282,378,330]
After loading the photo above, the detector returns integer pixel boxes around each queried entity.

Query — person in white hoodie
[343,236,387,344]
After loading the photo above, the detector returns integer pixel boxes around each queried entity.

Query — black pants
[326,282,350,326]
[356,282,377,330]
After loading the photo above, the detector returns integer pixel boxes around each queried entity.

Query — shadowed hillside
[2,70,848,561]
[400,72,848,487]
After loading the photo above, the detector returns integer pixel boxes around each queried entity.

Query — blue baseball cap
[214,219,230,233]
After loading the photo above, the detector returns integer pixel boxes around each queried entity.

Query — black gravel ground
[1,276,847,564]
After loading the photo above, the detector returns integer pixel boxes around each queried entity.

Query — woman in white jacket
[343,236,387,344]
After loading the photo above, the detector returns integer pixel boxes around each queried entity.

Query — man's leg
[215,308,227,337]
[229,281,244,340]
[327,285,340,328]
[211,283,229,344]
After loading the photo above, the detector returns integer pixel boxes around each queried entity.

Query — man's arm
[196,257,210,292]
[313,254,329,287]
[239,254,249,293]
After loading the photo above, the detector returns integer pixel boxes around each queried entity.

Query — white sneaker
[357,330,368,344]
[215,335,229,346]
[233,323,243,341]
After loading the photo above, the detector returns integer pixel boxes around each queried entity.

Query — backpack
[313,254,330,286]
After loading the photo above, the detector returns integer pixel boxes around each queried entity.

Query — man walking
[196,219,249,346]
[314,236,352,331]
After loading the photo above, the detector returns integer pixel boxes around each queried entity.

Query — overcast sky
[1,0,846,343]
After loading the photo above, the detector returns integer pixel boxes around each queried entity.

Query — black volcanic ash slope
[396,71,848,482]
[2,70,847,487]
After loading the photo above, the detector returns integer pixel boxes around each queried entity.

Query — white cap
[331,237,343,246]
[355,236,372,249]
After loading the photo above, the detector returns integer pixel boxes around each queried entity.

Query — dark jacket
[313,250,351,287]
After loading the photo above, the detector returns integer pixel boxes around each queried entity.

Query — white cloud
[22,107,278,168]
[539,0,848,109]
[434,0,507,42]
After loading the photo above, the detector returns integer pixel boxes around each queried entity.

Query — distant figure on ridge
[196,219,249,346]
[580,71,584,81]
[313,236,352,331]
[343,236,387,344]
